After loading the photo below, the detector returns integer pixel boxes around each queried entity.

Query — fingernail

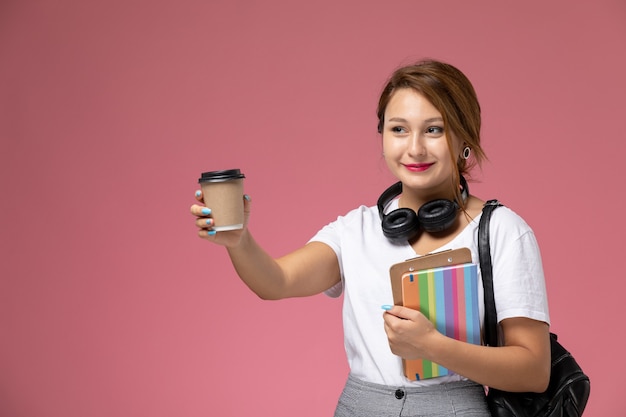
[381,304,393,311]
[195,190,201,197]
[244,194,251,202]
[208,230,216,236]
[201,208,211,215]
[205,219,212,225]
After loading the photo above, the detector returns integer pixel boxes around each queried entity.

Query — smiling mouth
[403,163,434,171]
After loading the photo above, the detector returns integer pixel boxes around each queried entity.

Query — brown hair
[377,60,487,205]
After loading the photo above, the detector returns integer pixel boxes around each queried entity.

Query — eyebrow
[387,117,444,124]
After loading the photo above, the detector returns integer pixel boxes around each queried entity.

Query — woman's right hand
[190,190,252,248]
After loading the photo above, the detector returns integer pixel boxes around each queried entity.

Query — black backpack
[478,200,591,417]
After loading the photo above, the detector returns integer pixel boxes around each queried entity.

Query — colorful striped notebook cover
[401,262,481,381]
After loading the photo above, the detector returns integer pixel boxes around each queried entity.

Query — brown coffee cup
[198,169,245,231]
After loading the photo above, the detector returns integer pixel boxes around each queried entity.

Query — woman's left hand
[382,305,439,361]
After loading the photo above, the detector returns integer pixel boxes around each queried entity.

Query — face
[382,88,463,198]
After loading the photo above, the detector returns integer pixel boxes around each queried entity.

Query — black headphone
[377,176,469,242]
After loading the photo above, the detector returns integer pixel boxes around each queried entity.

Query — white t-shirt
[308,199,550,387]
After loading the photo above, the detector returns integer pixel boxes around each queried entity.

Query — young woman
[190,60,551,417]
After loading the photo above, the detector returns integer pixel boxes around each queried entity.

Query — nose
[407,133,425,156]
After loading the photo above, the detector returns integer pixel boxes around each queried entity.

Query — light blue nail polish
[208,230,216,236]
[244,194,251,202]
[206,219,212,225]
[381,304,393,311]
[195,190,201,197]
[201,208,211,215]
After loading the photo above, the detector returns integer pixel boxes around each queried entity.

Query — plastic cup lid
[198,169,245,183]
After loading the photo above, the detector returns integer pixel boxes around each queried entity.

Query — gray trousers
[334,374,491,417]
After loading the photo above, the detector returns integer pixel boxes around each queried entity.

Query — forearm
[426,333,550,392]
[226,230,290,300]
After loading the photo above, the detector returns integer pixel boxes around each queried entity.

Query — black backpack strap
[478,199,503,347]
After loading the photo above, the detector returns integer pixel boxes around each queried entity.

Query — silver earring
[462,146,471,160]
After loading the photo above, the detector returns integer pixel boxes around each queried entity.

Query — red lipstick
[403,163,434,172]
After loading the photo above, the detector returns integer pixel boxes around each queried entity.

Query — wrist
[225,227,251,251]
[421,328,446,363]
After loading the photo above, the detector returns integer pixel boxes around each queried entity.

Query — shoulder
[480,201,541,257]
[469,196,531,230]
[310,204,381,242]
[489,203,533,235]
[325,204,380,228]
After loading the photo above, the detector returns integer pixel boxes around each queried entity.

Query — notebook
[400,262,481,381]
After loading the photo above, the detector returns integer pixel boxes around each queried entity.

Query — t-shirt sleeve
[308,217,345,298]
[490,209,550,325]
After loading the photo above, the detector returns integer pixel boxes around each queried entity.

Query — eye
[425,126,444,136]
[390,126,407,134]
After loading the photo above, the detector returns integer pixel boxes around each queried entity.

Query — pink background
[1,1,624,416]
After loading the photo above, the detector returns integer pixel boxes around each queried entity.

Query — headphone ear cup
[418,199,458,233]
[381,208,420,241]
